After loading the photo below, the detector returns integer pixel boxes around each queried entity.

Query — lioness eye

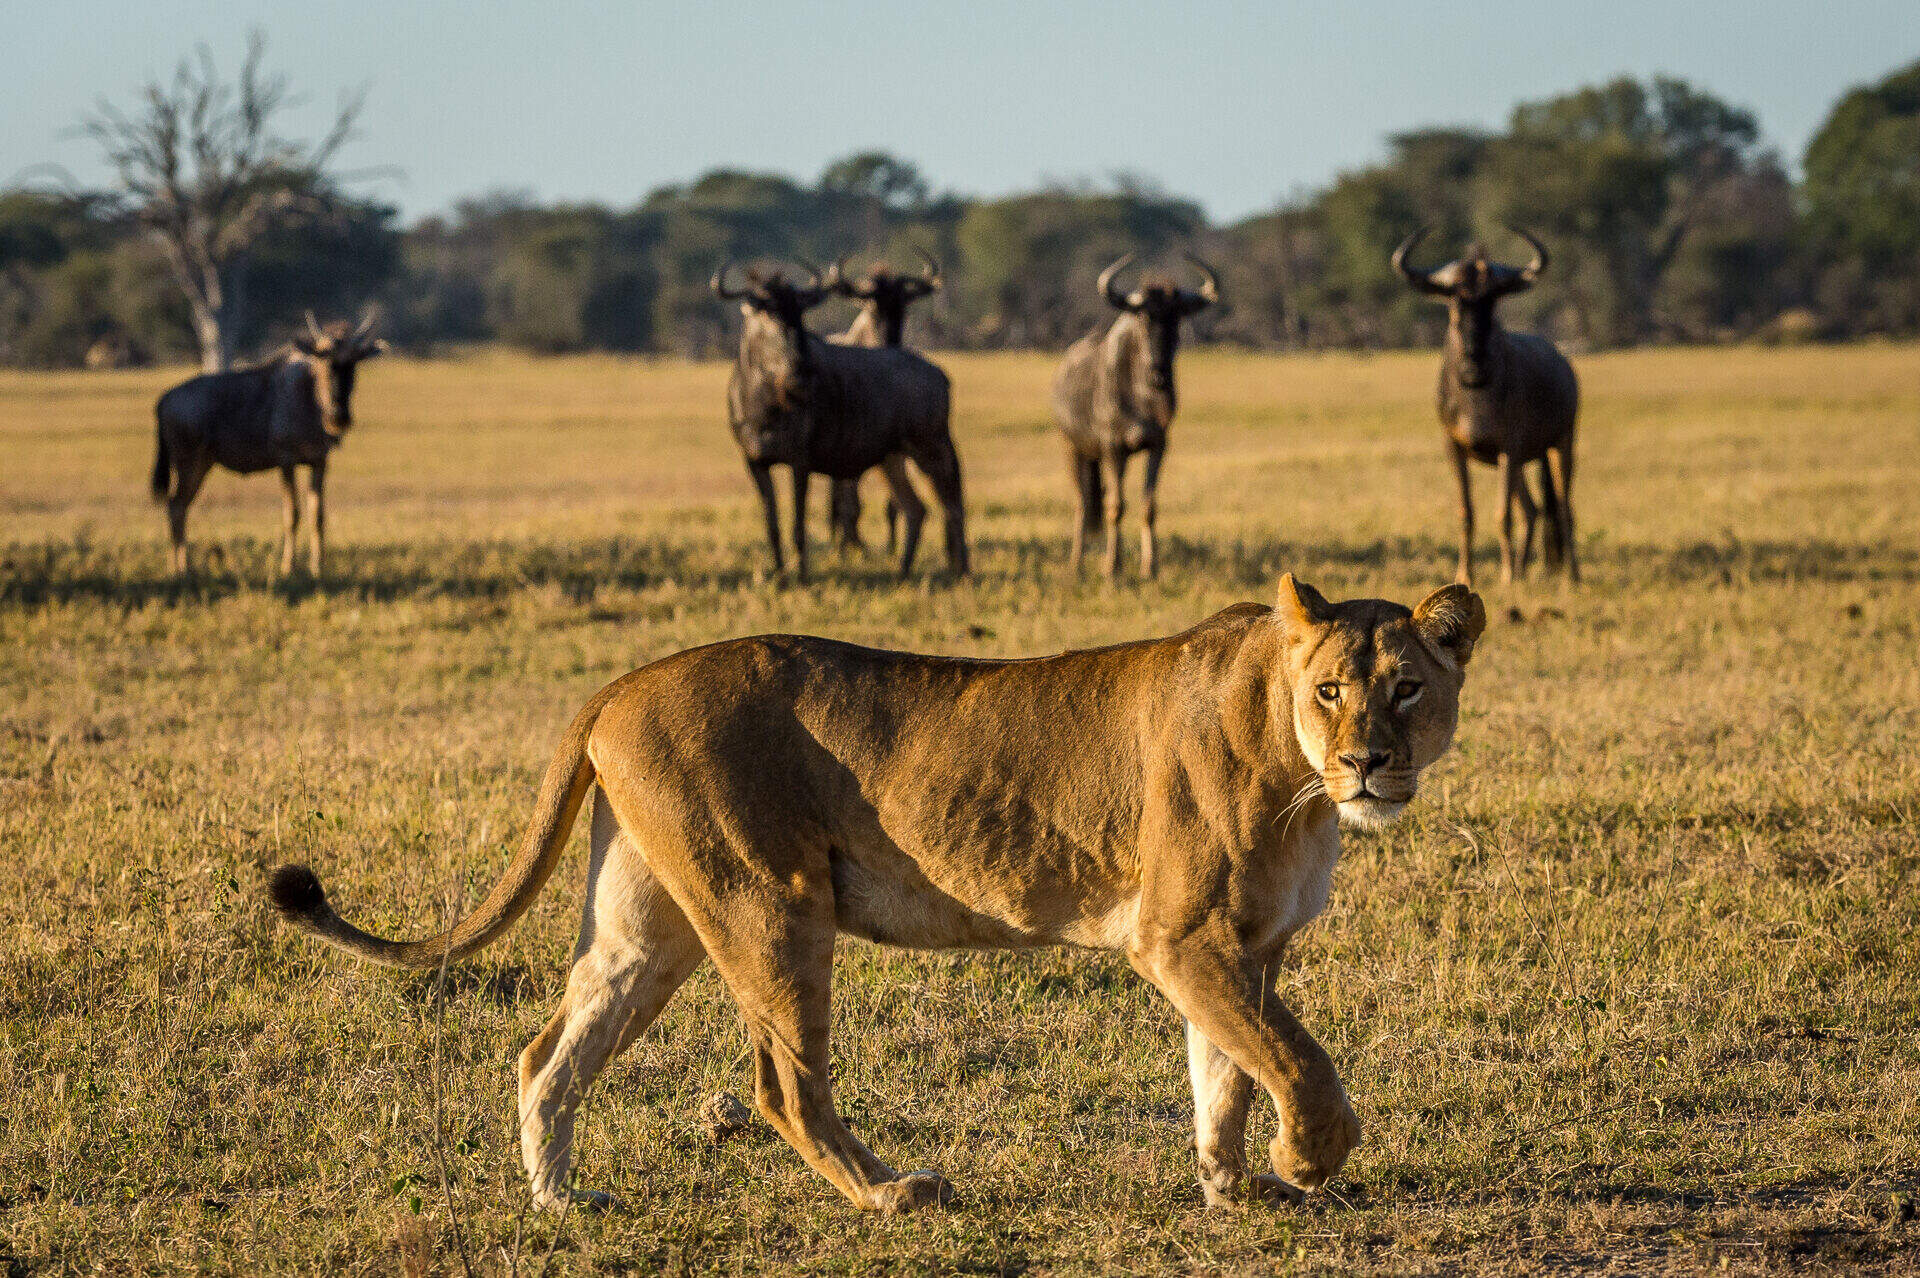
[1394,680,1422,703]
[1316,682,1341,704]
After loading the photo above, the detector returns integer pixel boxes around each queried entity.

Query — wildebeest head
[293,309,388,434]
[1393,227,1547,388]
[712,262,832,334]
[825,249,942,346]
[1098,253,1220,390]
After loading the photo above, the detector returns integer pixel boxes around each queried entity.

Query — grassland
[2,343,1917,1275]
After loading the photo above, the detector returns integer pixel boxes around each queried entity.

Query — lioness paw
[1269,1100,1361,1192]
[1202,1171,1305,1209]
[534,1185,618,1214]
[870,1170,954,1214]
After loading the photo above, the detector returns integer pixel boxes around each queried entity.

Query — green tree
[1483,76,1764,343]
[1801,59,1920,332]
[957,183,1204,346]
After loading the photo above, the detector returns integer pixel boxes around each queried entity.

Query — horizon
[4,1,1917,228]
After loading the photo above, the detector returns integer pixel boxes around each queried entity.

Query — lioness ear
[1276,573,1334,634]
[1412,583,1487,668]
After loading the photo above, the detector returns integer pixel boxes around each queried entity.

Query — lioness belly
[826,844,1140,952]
[828,849,1044,949]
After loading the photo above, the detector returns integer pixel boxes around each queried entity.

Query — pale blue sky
[6,1,1916,225]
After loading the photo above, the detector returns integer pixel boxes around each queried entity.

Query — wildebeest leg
[1513,464,1540,580]
[1497,452,1521,586]
[277,465,301,578]
[303,460,328,578]
[906,438,969,577]
[1069,453,1102,573]
[1545,443,1578,584]
[879,455,927,580]
[885,495,901,557]
[829,479,865,558]
[789,465,811,583]
[748,463,784,578]
[1448,441,1473,587]
[1102,450,1130,579]
[1533,457,1561,573]
[1140,446,1166,579]
[518,792,706,1211]
[166,453,213,579]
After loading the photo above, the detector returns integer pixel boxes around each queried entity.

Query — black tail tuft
[268,864,327,921]
[149,429,171,503]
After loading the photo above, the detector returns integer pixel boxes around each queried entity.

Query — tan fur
[269,576,1485,1213]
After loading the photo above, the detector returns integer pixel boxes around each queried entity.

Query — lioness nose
[1341,750,1389,777]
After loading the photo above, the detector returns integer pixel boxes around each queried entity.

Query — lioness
[269,575,1484,1213]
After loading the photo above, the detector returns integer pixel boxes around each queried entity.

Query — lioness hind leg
[672,872,951,1212]
[1188,1022,1301,1208]
[518,793,705,1211]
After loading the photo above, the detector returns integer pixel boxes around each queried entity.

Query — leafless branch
[76,28,368,370]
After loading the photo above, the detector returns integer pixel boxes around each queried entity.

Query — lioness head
[1275,575,1486,830]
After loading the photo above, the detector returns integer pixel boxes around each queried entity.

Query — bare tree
[81,32,364,371]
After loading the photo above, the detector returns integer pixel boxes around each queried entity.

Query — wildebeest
[150,311,387,578]
[822,250,945,555]
[1393,227,1579,586]
[827,248,942,348]
[714,262,968,583]
[1052,252,1218,578]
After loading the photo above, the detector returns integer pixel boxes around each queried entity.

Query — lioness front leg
[1187,1022,1301,1207]
[1133,927,1360,1195]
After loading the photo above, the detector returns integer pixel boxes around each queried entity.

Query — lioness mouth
[1336,794,1410,830]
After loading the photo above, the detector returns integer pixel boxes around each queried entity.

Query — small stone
[699,1091,753,1144]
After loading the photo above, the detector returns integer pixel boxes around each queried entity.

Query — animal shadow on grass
[1367,1177,1919,1267]
[0,536,745,608]
[400,962,533,1007]
[1146,532,1920,590]
[3,531,1916,608]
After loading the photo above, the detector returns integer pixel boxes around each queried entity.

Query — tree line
[3,47,1916,368]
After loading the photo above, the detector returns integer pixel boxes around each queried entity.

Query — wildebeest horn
[1183,252,1220,304]
[1098,254,1138,312]
[304,310,326,343]
[916,246,943,290]
[827,256,877,299]
[793,259,832,306]
[1509,225,1548,284]
[711,260,751,300]
[349,305,380,347]
[1392,228,1451,296]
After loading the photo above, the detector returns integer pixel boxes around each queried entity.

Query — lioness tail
[267,688,612,968]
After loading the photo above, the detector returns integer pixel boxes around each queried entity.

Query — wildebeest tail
[149,425,171,502]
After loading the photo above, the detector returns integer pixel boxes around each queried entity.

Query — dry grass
[2,343,1917,1274]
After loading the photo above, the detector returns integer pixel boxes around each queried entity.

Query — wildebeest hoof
[871,1170,953,1213]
